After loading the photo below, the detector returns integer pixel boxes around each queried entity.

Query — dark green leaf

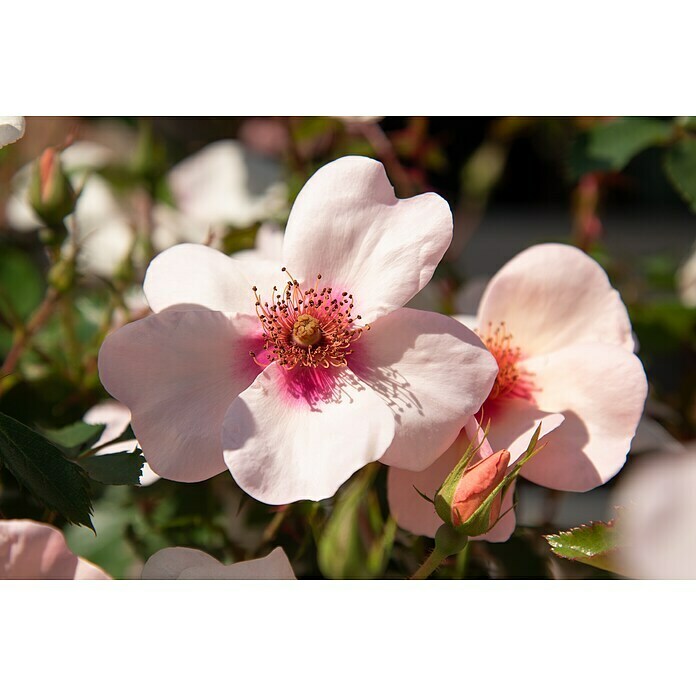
[570,118,673,177]
[664,139,696,212]
[42,421,106,451]
[78,450,144,486]
[318,465,393,579]
[545,521,623,574]
[589,118,673,169]
[0,411,93,529]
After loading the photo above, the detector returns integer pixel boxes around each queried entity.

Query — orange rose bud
[28,146,76,228]
[451,449,510,528]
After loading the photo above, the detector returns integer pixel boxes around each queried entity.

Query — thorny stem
[0,286,62,395]
[261,505,290,545]
[410,547,448,580]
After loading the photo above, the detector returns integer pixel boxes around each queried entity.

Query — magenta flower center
[478,322,535,402]
[249,269,369,370]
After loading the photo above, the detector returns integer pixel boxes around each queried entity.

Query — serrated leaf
[42,421,106,452]
[545,521,623,574]
[0,411,94,529]
[664,139,696,213]
[570,118,673,177]
[78,450,144,486]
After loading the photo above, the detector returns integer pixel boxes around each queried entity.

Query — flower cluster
[0,118,665,580]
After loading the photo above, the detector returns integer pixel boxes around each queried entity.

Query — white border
[0,580,693,693]
[3,1,695,114]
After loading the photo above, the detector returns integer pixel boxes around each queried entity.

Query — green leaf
[0,246,44,323]
[545,521,623,574]
[78,450,144,486]
[664,139,696,212]
[571,117,673,177]
[0,411,93,529]
[318,465,393,579]
[588,117,673,169]
[42,421,106,452]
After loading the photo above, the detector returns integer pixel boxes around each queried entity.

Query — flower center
[292,314,321,346]
[249,269,369,370]
[478,322,535,402]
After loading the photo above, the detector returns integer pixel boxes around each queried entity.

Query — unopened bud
[451,449,510,528]
[28,147,76,227]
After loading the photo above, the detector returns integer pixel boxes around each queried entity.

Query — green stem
[410,547,448,580]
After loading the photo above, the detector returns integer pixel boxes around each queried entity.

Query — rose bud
[28,147,76,228]
[434,445,513,537]
[450,449,510,528]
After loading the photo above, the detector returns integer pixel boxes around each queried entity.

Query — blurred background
[0,116,694,578]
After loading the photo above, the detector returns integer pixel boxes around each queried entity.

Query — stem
[410,547,447,580]
[261,505,289,545]
[359,121,416,197]
[0,286,61,393]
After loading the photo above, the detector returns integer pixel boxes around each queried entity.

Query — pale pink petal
[612,447,696,579]
[282,157,453,323]
[387,412,564,540]
[477,244,635,356]
[168,140,287,228]
[84,400,131,447]
[519,343,648,491]
[231,222,284,266]
[141,547,217,579]
[354,308,497,472]
[452,314,478,332]
[142,546,296,580]
[0,520,110,580]
[222,363,395,504]
[179,547,296,580]
[0,117,25,148]
[84,401,160,486]
[143,244,256,314]
[98,310,262,482]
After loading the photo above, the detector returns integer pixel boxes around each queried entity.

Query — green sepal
[433,427,489,524]
[434,524,469,558]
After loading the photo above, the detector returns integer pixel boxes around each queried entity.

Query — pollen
[250,269,369,370]
[293,314,321,346]
[478,322,535,402]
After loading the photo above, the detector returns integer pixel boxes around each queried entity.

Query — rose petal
[518,343,647,491]
[84,401,160,487]
[222,363,395,504]
[612,447,696,579]
[0,117,25,148]
[98,310,262,482]
[354,307,498,472]
[83,400,131,446]
[168,140,286,228]
[387,413,564,539]
[0,520,110,580]
[142,546,296,580]
[282,157,453,323]
[144,243,286,317]
[143,244,256,314]
[477,243,635,356]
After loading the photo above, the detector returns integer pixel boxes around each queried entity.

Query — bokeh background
[1,116,694,578]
